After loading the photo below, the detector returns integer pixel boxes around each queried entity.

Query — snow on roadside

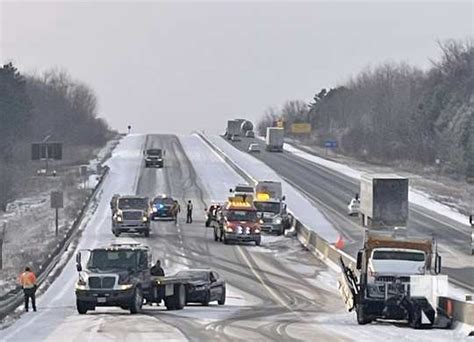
[284,143,470,228]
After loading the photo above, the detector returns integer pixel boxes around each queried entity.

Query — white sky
[1,1,473,134]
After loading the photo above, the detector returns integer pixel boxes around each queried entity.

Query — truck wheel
[129,287,143,314]
[144,230,150,238]
[356,304,371,325]
[218,287,226,305]
[76,300,88,315]
[255,238,261,246]
[223,236,229,245]
[165,284,185,310]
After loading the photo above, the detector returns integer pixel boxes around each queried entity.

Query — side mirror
[76,252,82,272]
[356,251,363,270]
[434,254,442,274]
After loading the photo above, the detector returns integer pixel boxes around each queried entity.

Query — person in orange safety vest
[19,267,37,312]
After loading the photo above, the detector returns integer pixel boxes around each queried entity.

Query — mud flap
[337,257,359,312]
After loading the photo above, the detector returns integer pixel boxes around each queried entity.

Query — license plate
[97,297,106,303]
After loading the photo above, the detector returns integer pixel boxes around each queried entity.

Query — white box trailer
[265,127,284,152]
[360,174,409,229]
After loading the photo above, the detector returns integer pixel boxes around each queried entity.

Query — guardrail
[0,166,110,318]
[197,132,474,326]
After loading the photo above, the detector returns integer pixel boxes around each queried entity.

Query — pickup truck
[75,242,186,314]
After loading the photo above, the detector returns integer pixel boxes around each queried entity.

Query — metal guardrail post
[0,221,5,270]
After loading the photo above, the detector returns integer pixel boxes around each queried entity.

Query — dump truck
[360,174,409,228]
[338,230,452,328]
[75,241,186,314]
[265,127,284,152]
[253,181,290,235]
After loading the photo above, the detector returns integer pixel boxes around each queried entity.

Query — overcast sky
[1,1,473,134]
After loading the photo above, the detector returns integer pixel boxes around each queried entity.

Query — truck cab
[338,231,450,328]
[213,196,261,246]
[253,181,290,235]
[112,195,151,237]
[75,241,186,314]
[144,148,164,168]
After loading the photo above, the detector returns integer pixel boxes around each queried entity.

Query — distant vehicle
[112,196,150,237]
[245,130,255,138]
[347,198,360,216]
[176,269,226,306]
[205,203,222,227]
[360,174,409,228]
[265,127,284,152]
[253,181,289,235]
[212,196,261,245]
[338,230,450,328]
[75,241,186,314]
[144,148,164,168]
[248,143,261,153]
[226,120,241,140]
[150,195,175,220]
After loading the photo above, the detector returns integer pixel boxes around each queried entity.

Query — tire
[129,287,143,314]
[201,291,210,306]
[213,230,218,242]
[356,304,371,325]
[144,230,150,238]
[223,235,229,245]
[255,239,261,246]
[218,287,226,305]
[76,299,88,315]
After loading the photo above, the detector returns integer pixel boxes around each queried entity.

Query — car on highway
[212,196,261,246]
[205,203,221,227]
[347,197,360,216]
[144,148,164,168]
[245,130,255,138]
[176,269,226,306]
[150,195,175,220]
[248,143,261,153]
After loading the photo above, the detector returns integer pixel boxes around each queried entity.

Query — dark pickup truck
[144,148,164,168]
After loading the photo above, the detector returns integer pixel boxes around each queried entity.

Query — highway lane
[136,134,347,341]
[226,136,474,291]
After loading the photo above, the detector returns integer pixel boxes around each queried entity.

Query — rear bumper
[145,160,163,167]
[151,212,173,220]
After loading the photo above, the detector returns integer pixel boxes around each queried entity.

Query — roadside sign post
[51,191,64,236]
[323,140,338,156]
[0,222,6,270]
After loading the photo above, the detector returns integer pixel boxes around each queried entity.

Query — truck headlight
[225,226,234,233]
[152,207,158,212]
[116,216,123,222]
[254,228,261,234]
[142,216,148,222]
[273,217,282,224]
[117,284,134,290]
[75,277,87,290]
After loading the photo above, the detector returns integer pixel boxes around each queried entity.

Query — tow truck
[212,195,262,246]
[75,241,186,314]
[338,230,452,328]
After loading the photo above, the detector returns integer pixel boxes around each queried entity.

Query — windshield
[118,197,147,209]
[147,149,162,156]
[372,250,425,262]
[176,270,209,281]
[254,202,280,214]
[87,250,139,271]
[153,197,174,206]
[226,210,257,222]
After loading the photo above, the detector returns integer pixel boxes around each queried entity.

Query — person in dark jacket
[186,200,193,223]
[150,259,165,276]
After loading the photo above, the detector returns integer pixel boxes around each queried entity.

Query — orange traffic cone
[335,235,345,249]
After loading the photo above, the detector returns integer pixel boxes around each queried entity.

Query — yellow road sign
[291,123,311,134]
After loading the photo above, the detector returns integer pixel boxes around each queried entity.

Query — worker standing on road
[171,200,181,226]
[18,267,37,312]
[186,200,193,223]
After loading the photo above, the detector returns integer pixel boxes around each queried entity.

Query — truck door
[337,257,359,312]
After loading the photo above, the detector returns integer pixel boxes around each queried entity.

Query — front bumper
[260,223,283,233]
[224,232,261,242]
[76,288,134,306]
[113,221,150,232]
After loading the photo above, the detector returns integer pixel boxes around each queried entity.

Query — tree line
[257,40,473,178]
[0,63,114,210]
